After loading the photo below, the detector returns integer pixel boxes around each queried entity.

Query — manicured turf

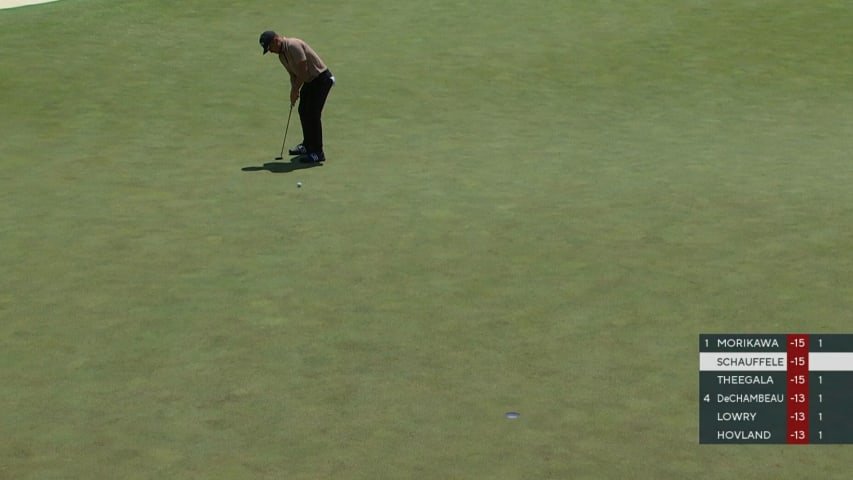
[2,1,853,478]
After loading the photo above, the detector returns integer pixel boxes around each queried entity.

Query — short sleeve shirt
[278,37,328,82]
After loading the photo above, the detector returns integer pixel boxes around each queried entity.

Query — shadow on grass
[242,158,323,174]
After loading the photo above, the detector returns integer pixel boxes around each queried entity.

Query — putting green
[2,1,853,478]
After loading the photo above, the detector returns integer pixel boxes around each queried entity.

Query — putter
[275,104,294,160]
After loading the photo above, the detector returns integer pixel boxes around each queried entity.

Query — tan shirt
[277,37,327,83]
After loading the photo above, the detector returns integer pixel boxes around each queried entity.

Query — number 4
[704,394,710,403]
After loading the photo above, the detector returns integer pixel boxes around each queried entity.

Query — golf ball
[297,182,302,188]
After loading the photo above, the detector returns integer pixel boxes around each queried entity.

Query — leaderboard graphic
[699,334,853,444]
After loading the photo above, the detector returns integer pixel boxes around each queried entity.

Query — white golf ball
[297,182,302,188]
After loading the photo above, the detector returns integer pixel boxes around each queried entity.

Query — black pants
[299,69,334,154]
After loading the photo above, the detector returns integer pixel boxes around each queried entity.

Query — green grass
[2,0,853,478]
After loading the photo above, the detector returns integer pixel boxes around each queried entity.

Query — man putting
[260,30,334,164]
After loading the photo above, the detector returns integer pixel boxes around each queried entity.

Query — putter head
[275,156,284,160]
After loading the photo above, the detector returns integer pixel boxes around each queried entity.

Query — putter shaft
[277,105,294,159]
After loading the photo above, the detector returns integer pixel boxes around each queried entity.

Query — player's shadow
[242,158,323,173]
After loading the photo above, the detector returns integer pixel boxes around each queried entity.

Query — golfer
[260,30,334,163]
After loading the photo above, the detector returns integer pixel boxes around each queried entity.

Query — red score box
[787,334,809,444]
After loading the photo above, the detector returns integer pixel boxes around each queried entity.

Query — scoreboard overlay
[700,334,853,444]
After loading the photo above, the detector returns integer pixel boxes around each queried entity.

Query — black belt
[308,69,332,83]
